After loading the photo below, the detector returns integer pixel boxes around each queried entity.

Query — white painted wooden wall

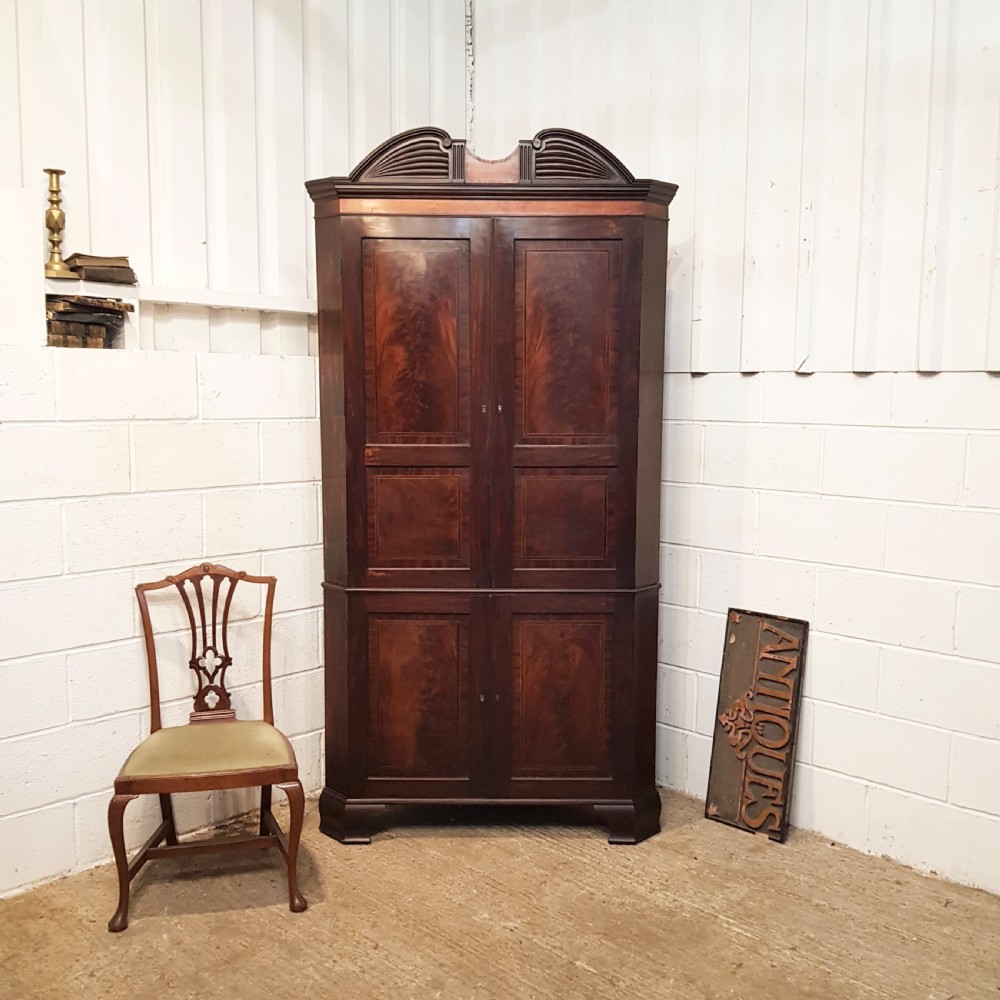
[474,0,1000,374]
[0,0,466,353]
[476,0,1000,895]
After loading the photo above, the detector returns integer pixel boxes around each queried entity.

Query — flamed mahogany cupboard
[307,128,676,844]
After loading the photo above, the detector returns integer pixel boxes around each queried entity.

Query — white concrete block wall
[0,346,324,897]
[656,371,1000,894]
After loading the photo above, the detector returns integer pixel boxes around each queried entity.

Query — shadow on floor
[123,838,325,922]
[347,796,702,843]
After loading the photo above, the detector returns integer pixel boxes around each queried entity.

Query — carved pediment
[349,126,466,182]
[521,128,635,184]
[344,126,635,186]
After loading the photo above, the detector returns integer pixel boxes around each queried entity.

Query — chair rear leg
[107,793,138,932]
[158,793,178,846]
[276,780,307,912]
[259,784,272,836]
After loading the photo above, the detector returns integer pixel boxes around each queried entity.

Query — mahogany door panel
[341,217,492,588]
[365,468,472,586]
[369,615,468,775]
[511,468,617,589]
[491,216,643,589]
[515,239,620,446]
[491,593,617,799]
[353,592,490,798]
[363,238,470,444]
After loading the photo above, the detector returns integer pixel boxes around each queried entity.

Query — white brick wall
[657,371,1000,895]
[0,346,324,897]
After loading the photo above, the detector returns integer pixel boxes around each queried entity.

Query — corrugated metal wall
[474,0,1000,374]
[0,0,466,351]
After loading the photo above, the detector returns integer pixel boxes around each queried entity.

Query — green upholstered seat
[119,721,295,779]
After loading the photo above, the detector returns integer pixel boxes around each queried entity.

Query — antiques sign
[705,609,809,843]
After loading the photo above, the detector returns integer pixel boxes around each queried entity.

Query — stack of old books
[46,294,135,348]
[65,253,138,284]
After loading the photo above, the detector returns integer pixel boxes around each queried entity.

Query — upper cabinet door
[342,215,492,588]
[491,215,644,590]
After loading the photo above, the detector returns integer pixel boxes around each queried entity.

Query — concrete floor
[1,790,998,999]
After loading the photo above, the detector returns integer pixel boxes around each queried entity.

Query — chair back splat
[134,562,276,730]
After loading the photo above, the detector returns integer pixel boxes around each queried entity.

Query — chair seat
[119,721,295,780]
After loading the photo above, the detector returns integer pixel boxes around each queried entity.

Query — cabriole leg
[107,793,138,932]
[277,780,307,913]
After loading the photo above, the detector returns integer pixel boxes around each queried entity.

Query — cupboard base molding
[593,786,663,845]
[318,787,663,846]
[318,789,386,845]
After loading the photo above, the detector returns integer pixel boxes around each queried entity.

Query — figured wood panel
[515,242,620,444]
[368,469,469,568]
[511,613,613,777]
[364,240,469,442]
[515,470,614,568]
[368,614,469,776]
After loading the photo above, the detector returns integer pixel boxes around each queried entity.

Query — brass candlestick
[43,168,76,279]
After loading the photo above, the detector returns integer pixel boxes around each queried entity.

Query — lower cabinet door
[355,592,491,798]
[490,592,620,800]
[346,590,631,803]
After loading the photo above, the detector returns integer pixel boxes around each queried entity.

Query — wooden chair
[107,563,307,932]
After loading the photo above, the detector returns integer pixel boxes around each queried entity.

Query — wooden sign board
[705,609,809,843]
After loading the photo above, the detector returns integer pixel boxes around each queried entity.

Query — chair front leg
[259,784,272,836]
[107,793,138,932]
[276,780,307,913]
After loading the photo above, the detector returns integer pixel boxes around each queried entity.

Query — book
[45,293,127,348]
[47,320,108,348]
[71,265,138,284]
[47,295,134,315]
[65,253,130,268]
